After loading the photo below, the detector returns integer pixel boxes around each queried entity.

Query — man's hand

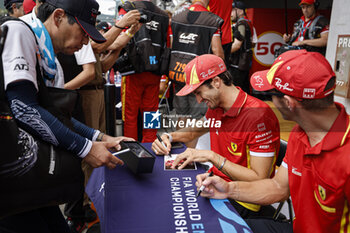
[83,141,124,169]
[171,148,212,169]
[195,173,230,199]
[128,22,142,35]
[283,33,291,43]
[292,40,304,46]
[103,135,135,151]
[151,134,171,155]
[116,10,141,28]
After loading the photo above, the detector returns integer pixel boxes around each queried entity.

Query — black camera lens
[139,14,148,23]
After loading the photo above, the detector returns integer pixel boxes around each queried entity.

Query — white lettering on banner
[170,177,204,232]
[274,78,294,92]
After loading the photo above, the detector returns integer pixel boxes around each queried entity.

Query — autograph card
[164,154,197,170]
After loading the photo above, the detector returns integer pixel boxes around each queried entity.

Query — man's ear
[284,95,299,112]
[53,8,65,26]
[212,76,221,89]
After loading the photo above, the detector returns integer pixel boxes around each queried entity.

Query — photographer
[117,0,169,143]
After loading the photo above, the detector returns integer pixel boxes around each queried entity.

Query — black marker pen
[196,171,214,198]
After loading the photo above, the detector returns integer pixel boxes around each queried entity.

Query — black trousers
[245,218,293,233]
[0,206,71,233]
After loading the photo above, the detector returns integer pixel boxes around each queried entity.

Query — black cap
[45,0,106,43]
[232,1,247,10]
[4,0,23,9]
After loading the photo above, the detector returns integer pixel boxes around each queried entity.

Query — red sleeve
[247,109,280,154]
[320,24,329,34]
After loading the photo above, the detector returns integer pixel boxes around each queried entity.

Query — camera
[114,52,134,73]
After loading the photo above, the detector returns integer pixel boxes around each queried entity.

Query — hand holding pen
[153,133,171,156]
[196,171,214,197]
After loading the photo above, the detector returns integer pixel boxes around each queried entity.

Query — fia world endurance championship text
[170,177,204,233]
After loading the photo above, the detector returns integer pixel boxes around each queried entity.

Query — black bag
[159,47,171,75]
[0,23,84,218]
[238,49,253,71]
[274,44,303,59]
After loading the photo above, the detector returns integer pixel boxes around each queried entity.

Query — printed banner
[86,143,252,233]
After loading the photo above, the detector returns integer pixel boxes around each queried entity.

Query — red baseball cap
[23,0,36,14]
[176,54,227,96]
[299,0,316,5]
[250,50,335,99]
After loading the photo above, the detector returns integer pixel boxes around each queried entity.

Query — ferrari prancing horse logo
[318,185,326,201]
[227,142,242,156]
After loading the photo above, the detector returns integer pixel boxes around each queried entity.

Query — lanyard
[298,19,313,41]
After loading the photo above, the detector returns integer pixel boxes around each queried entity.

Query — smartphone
[171,142,184,149]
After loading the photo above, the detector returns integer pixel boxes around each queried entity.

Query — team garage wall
[247,7,331,76]
[326,0,350,112]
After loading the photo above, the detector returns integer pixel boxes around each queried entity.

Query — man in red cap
[283,0,329,55]
[152,54,280,218]
[196,50,350,233]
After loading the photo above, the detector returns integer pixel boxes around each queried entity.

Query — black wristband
[114,24,127,30]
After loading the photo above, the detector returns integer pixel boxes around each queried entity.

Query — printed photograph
[164,154,197,170]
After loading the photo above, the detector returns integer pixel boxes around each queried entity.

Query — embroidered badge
[227,142,241,156]
[318,185,326,201]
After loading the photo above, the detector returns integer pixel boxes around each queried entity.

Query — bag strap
[308,15,322,40]
[0,25,8,102]
[0,17,53,109]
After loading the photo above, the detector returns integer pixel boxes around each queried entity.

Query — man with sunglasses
[196,50,350,233]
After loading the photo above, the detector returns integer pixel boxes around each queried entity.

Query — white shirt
[74,42,96,65]
[3,20,38,90]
